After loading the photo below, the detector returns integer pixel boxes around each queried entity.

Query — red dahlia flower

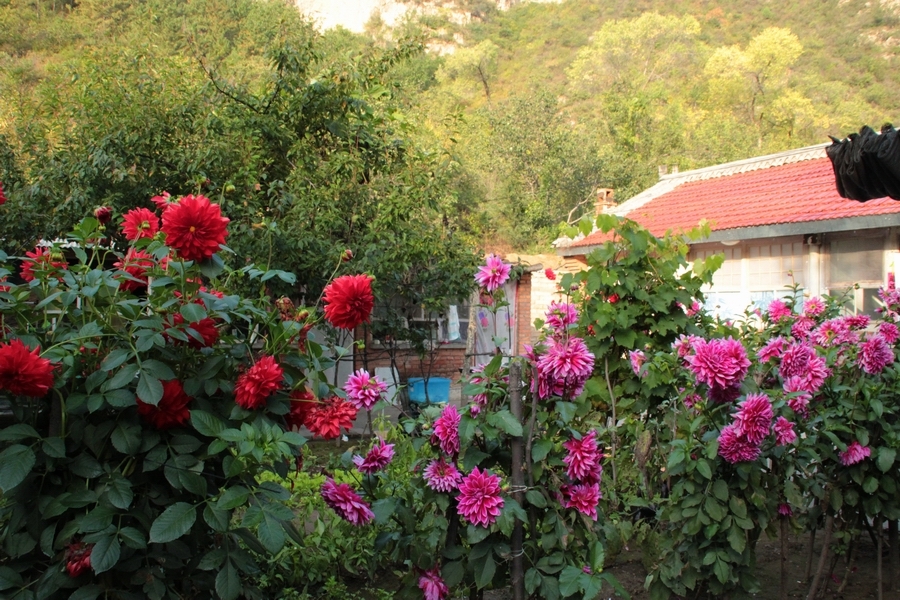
[164,314,219,348]
[151,191,175,213]
[121,207,160,241]
[136,379,193,429]
[322,274,374,330]
[306,397,358,439]
[161,194,229,262]
[0,339,54,397]
[20,246,67,282]
[65,541,93,578]
[234,355,283,409]
[285,389,316,431]
[113,249,155,292]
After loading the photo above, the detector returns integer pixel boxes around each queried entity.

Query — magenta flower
[545,301,579,333]
[791,316,816,340]
[563,430,603,483]
[778,503,793,517]
[757,336,787,362]
[879,322,899,344]
[733,393,773,445]
[423,458,463,492]
[857,335,894,374]
[780,343,829,393]
[813,318,856,348]
[774,417,797,446]
[457,467,504,527]
[718,424,762,464]
[683,393,702,409]
[803,297,826,317]
[344,369,388,410]
[431,404,461,456]
[562,482,601,520]
[320,479,374,526]
[687,337,750,390]
[475,254,511,292]
[840,441,871,466]
[708,383,742,404]
[418,566,449,600]
[845,314,871,329]
[767,298,792,321]
[629,350,646,377]
[353,439,395,474]
[783,380,811,417]
[672,334,700,360]
[534,336,594,399]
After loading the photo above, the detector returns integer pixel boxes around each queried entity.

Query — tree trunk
[806,513,833,600]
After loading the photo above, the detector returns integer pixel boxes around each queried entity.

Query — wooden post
[780,516,789,600]
[889,519,899,593]
[508,359,525,600]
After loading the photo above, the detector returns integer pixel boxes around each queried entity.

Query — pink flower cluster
[561,431,603,520]
[857,334,894,374]
[686,337,750,402]
[840,441,871,466]
[767,298,792,322]
[718,394,779,464]
[353,439,395,474]
[321,479,374,526]
[475,254,511,292]
[457,467,504,527]
[344,369,388,410]
[419,566,449,600]
[423,457,463,492]
[629,350,646,377]
[431,404,461,456]
[532,337,595,400]
[545,301,579,334]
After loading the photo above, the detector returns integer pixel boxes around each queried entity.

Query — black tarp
[827,124,900,201]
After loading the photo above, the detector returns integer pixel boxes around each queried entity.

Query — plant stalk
[508,359,525,600]
[806,511,833,600]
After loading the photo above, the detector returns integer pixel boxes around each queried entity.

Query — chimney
[658,165,668,178]
[594,188,615,215]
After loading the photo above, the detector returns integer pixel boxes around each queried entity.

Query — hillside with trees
[1,0,899,251]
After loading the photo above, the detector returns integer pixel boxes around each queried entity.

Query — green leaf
[137,372,163,406]
[218,486,251,511]
[42,437,66,458]
[111,424,141,455]
[105,363,139,390]
[149,502,196,544]
[0,424,40,441]
[107,476,133,510]
[119,527,146,550]
[486,410,523,436]
[443,561,465,589]
[371,497,397,525]
[667,448,685,470]
[526,489,547,508]
[532,438,553,462]
[203,505,230,532]
[0,566,23,591]
[863,476,879,494]
[257,512,285,554]
[558,565,582,597]
[713,558,729,584]
[180,302,208,323]
[141,359,176,382]
[877,447,896,473]
[462,449,490,471]
[0,444,35,492]
[90,534,121,574]
[525,568,541,595]
[473,553,496,589]
[467,524,491,544]
[704,497,726,521]
[696,459,712,480]
[215,560,241,600]
[727,526,746,553]
[191,410,225,437]
[713,480,729,503]
[69,585,102,600]
[555,401,576,424]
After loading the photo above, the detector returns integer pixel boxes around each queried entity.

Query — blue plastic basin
[407,377,450,404]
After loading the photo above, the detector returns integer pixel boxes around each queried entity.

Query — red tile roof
[571,157,900,248]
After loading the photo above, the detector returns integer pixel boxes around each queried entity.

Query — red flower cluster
[164,314,219,348]
[151,191,175,213]
[0,181,6,205]
[235,355,283,409]
[113,249,155,292]
[306,397,358,439]
[121,207,160,241]
[161,194,229,262]
[0,339,54,397]
[285,389,317,431]
[20,246,68,282]
[322,274,374,330]
[136,380,193,429]
[65,541,93,578]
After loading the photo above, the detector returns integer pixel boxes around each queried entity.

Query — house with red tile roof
[555,143,900,318]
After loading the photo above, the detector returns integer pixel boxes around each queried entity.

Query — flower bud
[93,206,112,225]
[342,249,353,262]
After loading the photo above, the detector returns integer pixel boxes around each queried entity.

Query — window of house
[371,300,471,348]
[747,241,807,311]
[827,236,885,316]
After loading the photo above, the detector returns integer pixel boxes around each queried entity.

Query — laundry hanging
[826,124,900,201]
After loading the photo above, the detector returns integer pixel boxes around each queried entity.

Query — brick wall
[354,342,467,384]
[515,272,533,355]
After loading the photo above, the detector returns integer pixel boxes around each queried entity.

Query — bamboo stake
[508,360,525,600]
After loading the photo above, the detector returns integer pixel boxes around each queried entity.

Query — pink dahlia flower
[545,301,579,333]
[673,334,700,360]
[791,316,816,340]
[563,430,603,484]
[419,566,449,600]
[562,482,601,520]
[803,297,826,317]
[756,336,787,362]
[475,254,511,292]
[353,439,395,474]
[344,369,388,410]
[813,318,856,348]
[423,458,463,493]
[857,335,894,374]
[879,321,900,345]
[840,441,871,466]
[774,416,797,446]
[845,314,871,329]
[629,350,646,377]
[321,479,374,526]
[457,467,504,528]
[767,298,792,322]
[783,379,811,417]
[687,337,750,390]
[718,424,762,464]
[780,344,829,393]
[431,404,461,456]
[683,393,702,409]
[534,336,594,400]
[733,393,773,445]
